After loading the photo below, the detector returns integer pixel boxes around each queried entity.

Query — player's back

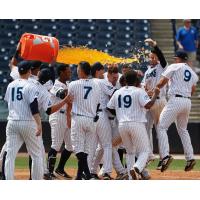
[109,86,150,123]
[68,79,100,118]
[5,79,38,121]
[167,63,199,97]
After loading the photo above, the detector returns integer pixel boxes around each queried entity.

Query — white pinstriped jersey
[162,63,199,97]
[4,79,39,120]
[107,86,151,123]
[93,78,117,109]
[104,72,122,89]
[50,79,68,113]
[142,64,167,97]
[68,79,101,118]
[29,79,52,112]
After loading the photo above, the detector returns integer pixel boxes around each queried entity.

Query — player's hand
[147,90,154,97]
[144,38,157,47]
[36,125,42,137]
[154,87,160,95]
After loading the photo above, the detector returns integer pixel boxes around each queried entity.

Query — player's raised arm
[145,38,167,68]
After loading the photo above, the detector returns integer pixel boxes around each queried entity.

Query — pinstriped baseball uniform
[68,79,101,155]
[142,64,168,158]
[30,79,53,175]
[4,79,43,180]
[89,78,113,175]
[49,79,72,152]
[107,86,151,179]
[157,63,199,160]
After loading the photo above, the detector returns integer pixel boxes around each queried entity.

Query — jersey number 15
[11,87,23,101]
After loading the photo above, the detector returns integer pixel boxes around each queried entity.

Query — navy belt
[108,117,115,120]
[175,94,190,99]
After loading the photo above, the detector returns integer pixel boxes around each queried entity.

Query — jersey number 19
[118,95,132,108]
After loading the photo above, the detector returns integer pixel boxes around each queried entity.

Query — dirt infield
[15,168,200,180]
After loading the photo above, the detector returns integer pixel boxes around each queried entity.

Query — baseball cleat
[55,169,72,180]
[140,168,151,180]
[102,173,112,180]
[43,172,57,180]
[130,167,140,180]
[115,172,129,180]
[91,173,100,180]
[156,160,162,170]
[185,159,196,172]
[160,155,173,172]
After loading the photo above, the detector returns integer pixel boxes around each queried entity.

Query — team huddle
[0,38,199,180]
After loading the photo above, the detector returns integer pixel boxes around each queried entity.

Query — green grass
[15,156,200,171]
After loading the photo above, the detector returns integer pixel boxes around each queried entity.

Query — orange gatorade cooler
[19,33,59,63]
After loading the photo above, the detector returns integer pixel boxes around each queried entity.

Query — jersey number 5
[184,70,191,82]
[84,86,92,99]
[118,95,132,108]
[11,87,23,101]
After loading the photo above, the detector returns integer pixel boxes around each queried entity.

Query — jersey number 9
[118,95,132,108]
[184,70,191,82]
[11,87,23,101]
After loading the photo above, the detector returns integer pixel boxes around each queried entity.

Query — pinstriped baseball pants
[89,110,112,174]
[49,113,73,152]
[5,120,43,180]
[157,97,194,160]
[118,122,150,176]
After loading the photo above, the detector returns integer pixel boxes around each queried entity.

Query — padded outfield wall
[0,121,200,154]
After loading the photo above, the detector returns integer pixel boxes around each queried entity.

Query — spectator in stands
[176,19,200,73]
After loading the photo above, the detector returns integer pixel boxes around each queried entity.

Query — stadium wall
[0,121,200,154]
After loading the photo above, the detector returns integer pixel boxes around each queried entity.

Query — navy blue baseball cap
[174,50,188,61]
[18,60,32,73]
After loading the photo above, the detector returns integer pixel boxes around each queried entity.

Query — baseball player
[47,63,73,179]
[101,66,128,179]
[142,38,168,169]
[4,61,44,180]
[107,70,160,180]
[155,50,199,172]
[88,62,113,180]
[0,55,43,180]
[67,61,101,180]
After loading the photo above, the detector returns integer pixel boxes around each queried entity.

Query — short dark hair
[122,64,131,69]
[91,62,104,77]
[107,66,119,74]
[79,61,91,76]
[56,63,69,76]
[124,70,138,86]
[119,75,126,87]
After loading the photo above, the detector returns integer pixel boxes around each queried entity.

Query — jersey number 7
[11,87,23,101]
[84,86,92,99]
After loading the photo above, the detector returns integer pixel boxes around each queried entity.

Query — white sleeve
[4,85,10,102]
[10,66,20,80]
[107,92,116,109]
[99,80,116,96]
[50,83,64,96]
[23,84,39,104]
[192,71,199,85]
[138,90,151,107]
[68,82,74,96]
[41,90,52,111]
[161,65,175,79]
